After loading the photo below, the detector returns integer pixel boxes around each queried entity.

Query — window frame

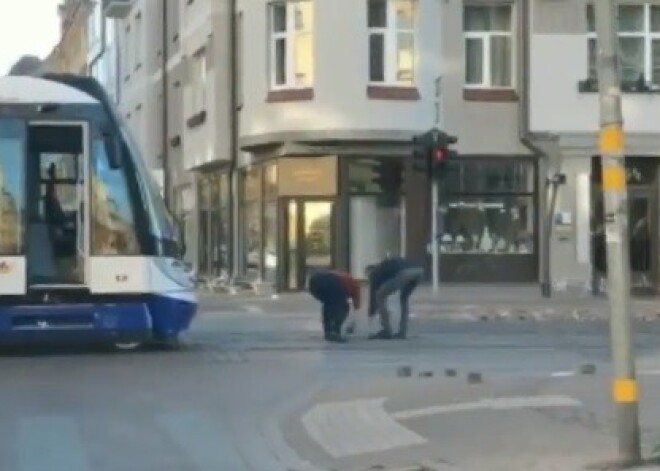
[268,0,314,90]
[463,3,515,90]
[587,3,660,85]
[190,48,208,114]
[123,24,132,80]
[367,0,418,87]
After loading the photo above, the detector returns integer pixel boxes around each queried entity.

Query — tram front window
[90,137,140,255]
[117,125,180,257]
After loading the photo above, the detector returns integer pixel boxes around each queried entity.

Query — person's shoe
[345,322,356,335]
[368,330,393,340]
[325,332,347,343]
[393,332,406,340]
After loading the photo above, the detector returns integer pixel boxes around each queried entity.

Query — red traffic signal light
[432,147,446,165]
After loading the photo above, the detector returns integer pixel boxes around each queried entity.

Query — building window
[368,0,416,85]
[269,0,314,89]
[439,160,535,256]
[464,4,513,88]
[123,24,132,79]
[105,20,119,102]
[436,159,537,282]
[134,10,143,70]
[587,3,660,85]
[86,1,104,60]
[190,48,207,114]
[198,173,229,277]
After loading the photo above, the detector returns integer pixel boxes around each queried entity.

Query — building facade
[530,0,660,295]
[236,0,441,291]
[42,0,90,74]
[179,0,234,279]
[78,0,660,295]
[436,0,540,283]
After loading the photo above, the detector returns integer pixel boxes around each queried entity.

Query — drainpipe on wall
[228,0,239,279]
[162,0,171,209]
[518,0,563,298]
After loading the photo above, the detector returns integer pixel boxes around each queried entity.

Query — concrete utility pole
[431,178,439,293]
[594,1,641,464]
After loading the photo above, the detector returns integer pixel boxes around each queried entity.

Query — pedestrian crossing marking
[18,416,89,471]
[157,412,247,470]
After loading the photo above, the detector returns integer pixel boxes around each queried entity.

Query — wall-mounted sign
[278,156,337,197]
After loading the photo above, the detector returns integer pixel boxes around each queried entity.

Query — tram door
[26,123,88,287]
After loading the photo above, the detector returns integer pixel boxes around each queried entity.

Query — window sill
[266,88,314,103]
[578,79,660,94]
[367,85,420,101]
[186,110,206,128]
[463,88,518,102]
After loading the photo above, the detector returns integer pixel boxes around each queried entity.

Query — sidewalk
[197,283,660,322]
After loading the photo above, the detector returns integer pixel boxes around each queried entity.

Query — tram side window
[90,137,140,255]
[0,120,24,255]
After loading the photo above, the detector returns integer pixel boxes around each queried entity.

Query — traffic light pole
[594,1,641,464]
[431,178,439,293]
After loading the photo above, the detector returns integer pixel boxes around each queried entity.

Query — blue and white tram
[0,73,197,349]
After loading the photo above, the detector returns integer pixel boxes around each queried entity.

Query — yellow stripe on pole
[602,165,626,191]
[599,125,625,154]
[613,378,638,403]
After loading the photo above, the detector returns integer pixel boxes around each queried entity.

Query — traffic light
[430,132,458,178]
[372,161,403,193]
[412,135,430,172]
[411,128,458,178]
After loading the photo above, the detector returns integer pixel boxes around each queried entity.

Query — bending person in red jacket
[308,269,361,343]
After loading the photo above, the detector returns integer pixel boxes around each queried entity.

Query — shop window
[197,173,229,277]
[438,159,535,256]
[241,167,263,282]
[263,163,278,282]
[348,158,405,278]
[439,196,534,255]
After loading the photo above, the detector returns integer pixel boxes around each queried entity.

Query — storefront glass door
[283,198,335,291]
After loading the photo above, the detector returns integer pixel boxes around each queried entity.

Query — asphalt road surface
[3,298,660,471]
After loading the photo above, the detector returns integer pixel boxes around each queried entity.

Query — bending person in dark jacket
[308,269,361,343]
[367,257,424,340]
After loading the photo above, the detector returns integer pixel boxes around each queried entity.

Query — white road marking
[301,398,427,459]
[243,304,264,314]
[548,368,660,378]
[18,416,90,471]
[640,368,660,376]
[157,412,246,470]
[551,371,576,378]
[302,394,581,459]
[392,395,582,420]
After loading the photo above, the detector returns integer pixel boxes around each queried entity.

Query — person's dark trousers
[309,271,348,342]
[323,301,349,339]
